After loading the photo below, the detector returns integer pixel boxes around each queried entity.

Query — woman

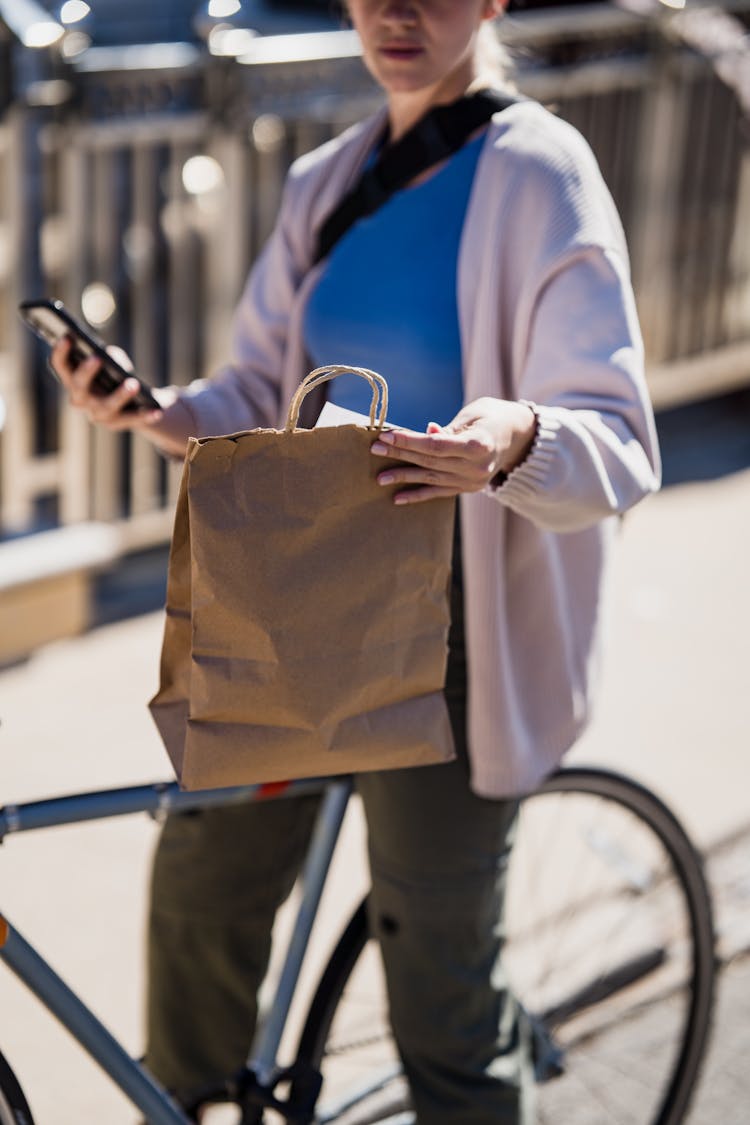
[52,2,660,1121]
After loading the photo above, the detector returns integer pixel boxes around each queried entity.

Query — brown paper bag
[149,366,456,789]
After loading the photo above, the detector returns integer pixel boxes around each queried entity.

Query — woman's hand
[371,397,537,505]
[50,336,166,431]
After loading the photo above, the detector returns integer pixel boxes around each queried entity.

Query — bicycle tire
[0,1049,34,1125]
[294,766,716,1125]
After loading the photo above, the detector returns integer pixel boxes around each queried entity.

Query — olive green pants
[146,764,531,1124]
[146,545,534,1122]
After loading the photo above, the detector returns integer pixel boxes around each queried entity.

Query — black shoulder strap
[313,88,518,265]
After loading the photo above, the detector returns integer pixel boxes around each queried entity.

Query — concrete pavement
[0,391,749,1122]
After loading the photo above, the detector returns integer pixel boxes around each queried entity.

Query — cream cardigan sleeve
[497,242,661,531]
[463,104,661,533]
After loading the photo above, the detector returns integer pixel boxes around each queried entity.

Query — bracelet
[490,401,539,489]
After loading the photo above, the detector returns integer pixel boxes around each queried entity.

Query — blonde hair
[475,20,516,89]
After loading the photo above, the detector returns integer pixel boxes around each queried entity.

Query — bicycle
[0,764,716,1125]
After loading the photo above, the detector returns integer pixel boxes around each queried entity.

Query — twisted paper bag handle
[285,365,389,433]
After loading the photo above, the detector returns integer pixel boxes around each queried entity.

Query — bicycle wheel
[0,1049,34,1125]
[295,767,716,1125]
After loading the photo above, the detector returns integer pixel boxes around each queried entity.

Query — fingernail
[394,495,408,505]
[379,430,395,444]
[371,442,388,455]
[378,473,394,485]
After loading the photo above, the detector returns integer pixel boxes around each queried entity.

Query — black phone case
[18,299,160,413]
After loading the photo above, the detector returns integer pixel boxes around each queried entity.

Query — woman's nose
[381,1,419,23]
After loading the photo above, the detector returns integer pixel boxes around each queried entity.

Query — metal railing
[1,4,749,549]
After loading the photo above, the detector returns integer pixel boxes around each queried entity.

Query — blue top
[303,133,484,432]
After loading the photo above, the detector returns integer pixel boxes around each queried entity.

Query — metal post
[630,30,690,368]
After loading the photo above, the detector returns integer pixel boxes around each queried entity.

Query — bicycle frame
[0,775,352,1125]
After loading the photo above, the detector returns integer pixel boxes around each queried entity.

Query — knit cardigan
[159,99,661,797]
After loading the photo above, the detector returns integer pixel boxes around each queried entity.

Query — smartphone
[18,298,161,413]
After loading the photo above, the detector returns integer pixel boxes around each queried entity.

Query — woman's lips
[379,44,425,61]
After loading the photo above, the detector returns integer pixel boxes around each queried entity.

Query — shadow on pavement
[92,543,169,628]
[657,389,750,488]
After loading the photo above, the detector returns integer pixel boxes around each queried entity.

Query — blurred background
[0,0,748,593]
[0,1,749,1122]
